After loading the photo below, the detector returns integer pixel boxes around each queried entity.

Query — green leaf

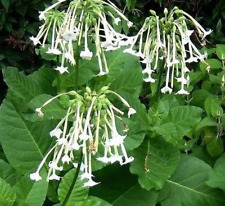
[0,177,16,206]
[58,169,88,204]
[13,173,48,206]
[0,99,53,174]
[206,137,224,157]
[113,184,158,206]
[0,160,21,186]
[153,106,202,144]
[158,155,225,206]
[216,44,225,60]
[205,96,223,117]
[25,94,67,122]
[76,196,112,206]
[2,67,42,101]
[1,0,10,12]
[196,116,217,130]
[130,138,180,190]
[206,154,225,191]
[206,59,222,69]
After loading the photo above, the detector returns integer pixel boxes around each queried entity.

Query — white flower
[161,86,172,94]
[30,36,40,45]
[38,11,45,21]
[176,89,189,95]
[83,178,100,187]
[54,66,69,74]
[35,107,44,117]
[49,161,63,171]
[127,21,133,28]
[120,156,134,165]
[30,172,42,181]
[128,108,136,118]
[48,173,61,181]
[96,156,110,163]
[46,48,62,55]
[114,17,121,25]
[50,128,62,139]
[80,172,93,180]
[63,30,78,41]
[176,77,188,85]
[57,137,68,145]
[62,154,71,164]
[80,49,93,60]
[108,155,123,164]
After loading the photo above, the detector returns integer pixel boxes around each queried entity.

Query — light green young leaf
[13,173,48,206]
[153,106,202,144]
[159,155,225,206]
[0,99,54,174]
[206,154,225,191]
[113,184,158,206]
[130,138,180,190]
[0,177,16,206]
[58,168,88,204]
[216,44,225,60]
[2,67,42,101]
[206,59,222,69]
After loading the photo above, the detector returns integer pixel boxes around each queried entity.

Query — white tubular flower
[31,87,133,187]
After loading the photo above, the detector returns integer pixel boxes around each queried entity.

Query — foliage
[0,0,225,206]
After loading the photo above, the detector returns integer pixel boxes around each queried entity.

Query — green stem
[61,152,83,206]
[75,43,80,90]
[155,62,164,101]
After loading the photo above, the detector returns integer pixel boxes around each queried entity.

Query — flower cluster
[30,87,136,187]
[124,7,212,94]
[30,0,133,75]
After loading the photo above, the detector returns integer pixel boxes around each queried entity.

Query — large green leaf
[0,177,16,206]
[58,168,89,205]
[112,184,158,206]
[130,138,180,190]
[0,99,54,174]
[206,154,225,191]
[153,106,202,144]
[13,173,48,206]
[2,67,42,101]
[0,160,21,186]
[159,155,225,206]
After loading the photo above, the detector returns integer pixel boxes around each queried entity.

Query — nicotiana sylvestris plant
[124,7,212,94]
[30,86,136,186]
[30,0,133,75]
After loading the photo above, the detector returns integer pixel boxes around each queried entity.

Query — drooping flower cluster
[31,0,133,75]
[124,7,212,94]
[30,87,136,187]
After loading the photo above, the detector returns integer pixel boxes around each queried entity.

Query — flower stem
[75,43,80,90]
[61,151,83,206]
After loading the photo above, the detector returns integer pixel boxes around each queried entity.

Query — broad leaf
[2,67,42,101]
[159,155,225,206]
[0,160,21,186]
[153,106,202,144]
[0,177,16,206]
[13,173,48,206]
[216,44,225,60]
[112,184,158,206]
[206,154,225,191]
[58,168,88,204]
[0,99,54,174]
[130,138,180,190]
